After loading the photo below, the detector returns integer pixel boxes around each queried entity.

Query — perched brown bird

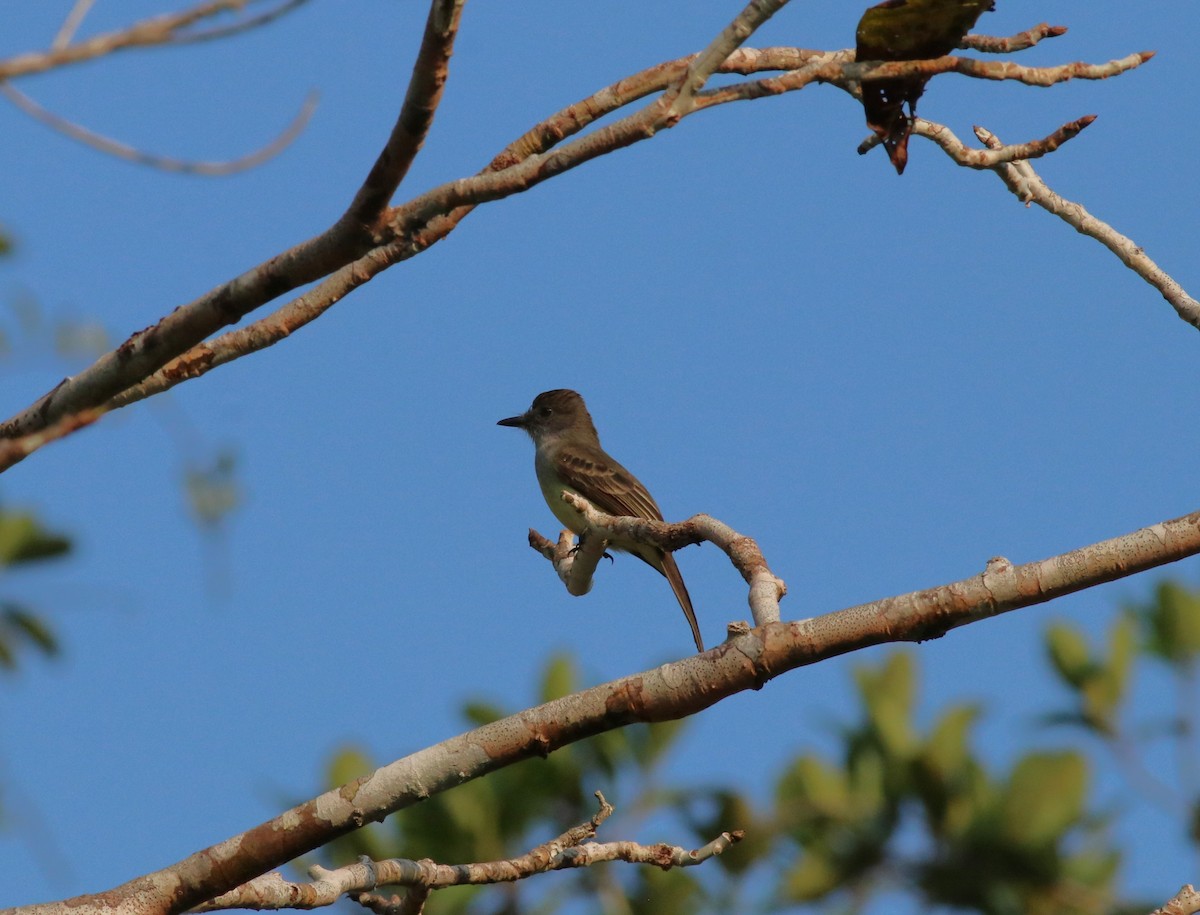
[498,389,704,652]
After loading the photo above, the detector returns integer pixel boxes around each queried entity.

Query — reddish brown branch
[344,0,466,224]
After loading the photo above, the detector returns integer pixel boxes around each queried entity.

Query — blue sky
[2,0,1198,909]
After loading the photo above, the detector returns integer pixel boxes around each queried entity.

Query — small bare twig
[961,23,1069,54]
[194,792,739,911]
[172,0,312,44]
[528,491,786,630]
[0,82,317,176]
[974,125,1200,330]
[900,113,1096,168]
[0,0,295,80]
[53,0,98,49]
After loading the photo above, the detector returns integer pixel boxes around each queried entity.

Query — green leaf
[922,704,979,779]
[326,746,374,789]
[461,700,505,726]
[184,451,240,527]
[1108,612,1136,690]
[0,511,71,566]
[778,754,851,821]
[1045,622,1093,688]
[630,717,686,770]
[539,652,577,701]
[856,652,917,756]
[629,866,703,915]
[1001,751,1087,847]
[3,608,58,656]
[781,850,842,901]
[1145,581,1200,666]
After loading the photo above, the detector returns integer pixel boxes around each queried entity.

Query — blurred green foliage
[0,504,70,671]
[317,577,1200,914]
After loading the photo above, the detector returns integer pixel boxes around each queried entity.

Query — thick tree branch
[20,504,1200,915]
[344,0,466,224]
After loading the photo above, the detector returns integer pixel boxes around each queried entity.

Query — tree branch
[195,792,739,911]
[0,82,316,175]
[901,113,1096,168]
[961,23,1069,54]
[528,493,786,628]
[973,125,1200,330]
[0,34,1156,458]
[1152,885,1200,915]
[19,504,1200,915]
[0,0,299,80]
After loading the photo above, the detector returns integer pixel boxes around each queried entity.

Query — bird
[497,389,704,652]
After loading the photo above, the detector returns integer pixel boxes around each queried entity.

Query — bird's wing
[554,445,664,522]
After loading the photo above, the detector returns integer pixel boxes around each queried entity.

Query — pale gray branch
[528,491,786,630]
[1152,884,1200,915]
[196,791,736,911]
[975,125,1200,330]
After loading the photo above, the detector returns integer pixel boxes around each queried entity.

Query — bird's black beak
[497,412,527,428]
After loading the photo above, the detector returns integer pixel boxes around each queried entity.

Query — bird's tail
[659,552,704,652]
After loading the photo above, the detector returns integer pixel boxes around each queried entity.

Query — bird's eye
[538,406,552,417]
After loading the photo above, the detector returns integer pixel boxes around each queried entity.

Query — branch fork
[527,490,785,629]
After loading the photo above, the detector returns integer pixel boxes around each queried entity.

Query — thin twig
[172,0,311,44]
[670,0,792,112]
[0,82,317,176]
[906,114,1096,168]
[0,0,280,79]
[53,0,98,50]
[961,23,1068,54]
[975,125,1200,329]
